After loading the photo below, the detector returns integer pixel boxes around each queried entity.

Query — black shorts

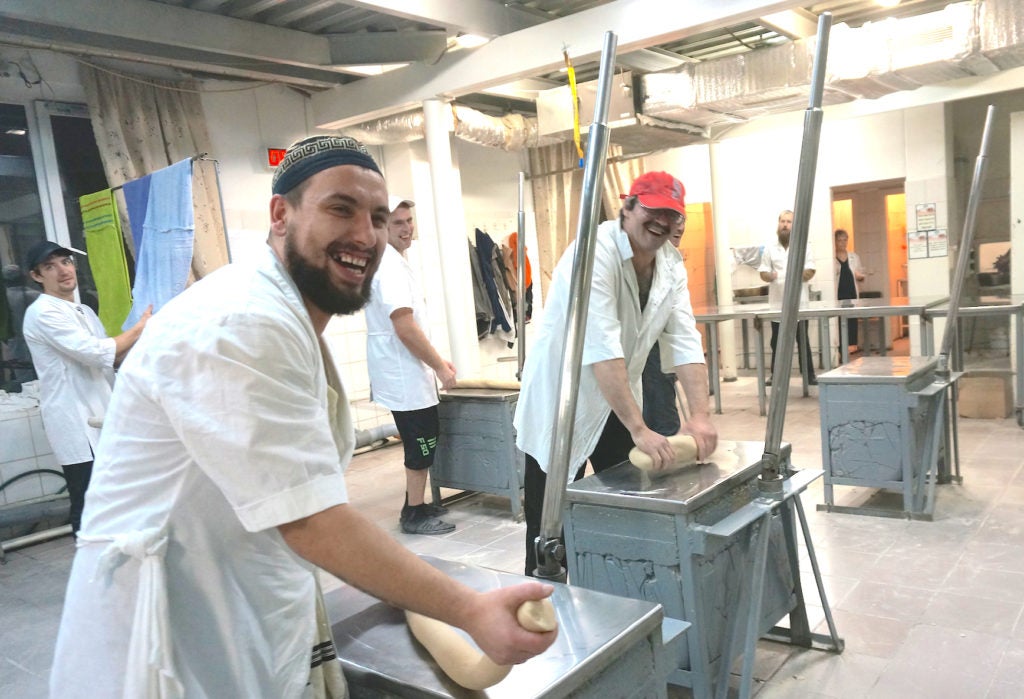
[392,406,440,470]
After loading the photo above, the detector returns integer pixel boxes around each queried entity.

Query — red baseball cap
[620,171,686,215]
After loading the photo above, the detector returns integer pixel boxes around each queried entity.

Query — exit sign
[267,148,287,167]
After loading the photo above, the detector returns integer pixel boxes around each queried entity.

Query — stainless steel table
[923,294,1024,427]
[325,555,687,698]
[692,303,766,415]
[753,297,943,416]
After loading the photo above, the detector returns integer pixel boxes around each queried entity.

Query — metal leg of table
[741,319,750,370]
[755,321,766,417]
[707,321,722,415]
[839,317,849,365]
[820,317,832,372]
[1016,309,1024,428]
[797,322,809,398]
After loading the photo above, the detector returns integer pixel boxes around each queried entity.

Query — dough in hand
[405,598,558,690]
[628,434,699,472]
[405,610,512,690]
[516,599,556,632]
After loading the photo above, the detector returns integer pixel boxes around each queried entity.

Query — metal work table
[816,356,960,519]
[752,297,943,416]
[692,303,767,414]
[325,555,686,698]
[431,388,524,518]
[563,440,835,698]
[923,294,1024,427]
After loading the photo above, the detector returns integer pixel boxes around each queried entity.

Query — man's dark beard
[284,236,374,316]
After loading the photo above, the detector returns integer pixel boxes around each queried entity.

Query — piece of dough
[628,434,699,472]
[405,598,557,690]
[453,378,521,390]
[516,599,556,632]
[405,610,512,690]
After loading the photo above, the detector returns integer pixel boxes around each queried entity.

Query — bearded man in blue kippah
[50,135,557,698]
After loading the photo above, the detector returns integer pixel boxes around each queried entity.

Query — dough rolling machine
[533,15,843,699]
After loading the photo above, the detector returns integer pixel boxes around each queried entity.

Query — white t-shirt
[22,293,116,464]
[759,241,815,310]
[51,246,352,698]
[514,219,705,480]
[364,243,438,411]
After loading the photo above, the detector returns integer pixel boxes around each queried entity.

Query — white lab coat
[51,246,353,699]
[514,219,705,480]
[22,293,115,464]
[759,241,815,310]
[834,250,864,298]
[364,243,438,411]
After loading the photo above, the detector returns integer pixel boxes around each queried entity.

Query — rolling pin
[405,598,556,690]
[628,434,699,472]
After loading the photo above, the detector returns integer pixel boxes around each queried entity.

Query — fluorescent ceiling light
[5,128,26,136]
[454,34,490,49]
[341,63,409,76]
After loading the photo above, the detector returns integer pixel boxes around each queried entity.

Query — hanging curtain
[79,65,229,280]
[527,141,584,301]
[527,141,643,300]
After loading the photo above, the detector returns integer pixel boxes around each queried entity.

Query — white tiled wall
[0,402,61,507]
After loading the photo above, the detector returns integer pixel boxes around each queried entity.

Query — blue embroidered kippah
[272,135,381,195]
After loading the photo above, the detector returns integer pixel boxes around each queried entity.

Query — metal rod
[1,524,72,555]
[760,13,832,492]
[534,31,618,580]
[937,104,996,375]
[516,172,527,380]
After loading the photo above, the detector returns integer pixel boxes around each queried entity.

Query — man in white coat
[50,136,555,698]
[365,197,457,535]
[21,240,150,533]
[514,171,718,576]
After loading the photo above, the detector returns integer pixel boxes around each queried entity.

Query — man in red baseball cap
[515,171,717,576]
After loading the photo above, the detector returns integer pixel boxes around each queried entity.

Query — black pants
[61,461,93,534]
[769,320,815,382]
[523,411,634,576]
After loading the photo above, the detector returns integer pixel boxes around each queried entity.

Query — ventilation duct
[341,104,562,151]
[643,1,1024,133]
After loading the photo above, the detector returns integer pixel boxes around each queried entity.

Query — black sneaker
[400,506,455,535]
[422,502,449,517]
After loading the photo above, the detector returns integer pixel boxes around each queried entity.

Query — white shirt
[22,293,116,464]
[364,243,438,411]
[759,241,815,310]
[51,246,353,699]
[514,219,705,480]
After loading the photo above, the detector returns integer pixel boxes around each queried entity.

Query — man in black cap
[21,240,151,534]
[51,135,555,698]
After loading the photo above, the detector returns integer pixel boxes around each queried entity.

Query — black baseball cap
[25,240,82,271]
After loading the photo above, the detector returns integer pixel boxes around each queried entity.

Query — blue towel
[123,159,194,329]
[122,173,152,258]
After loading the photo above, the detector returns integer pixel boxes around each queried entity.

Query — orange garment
[505,232,532,289]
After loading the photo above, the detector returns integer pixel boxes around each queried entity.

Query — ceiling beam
[326,30,448,65]
[312,0,808,129]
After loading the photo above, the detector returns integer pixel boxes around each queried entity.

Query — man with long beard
[50,136,555,698]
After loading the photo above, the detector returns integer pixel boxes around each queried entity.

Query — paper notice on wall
[908,229,929,259]
[927,229,948,257]
[915,203,937,231]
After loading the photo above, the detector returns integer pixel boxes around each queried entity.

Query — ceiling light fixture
[5,128,26,136]
[454,34,490,49]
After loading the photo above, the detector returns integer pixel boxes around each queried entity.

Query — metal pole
[517,172,527,380]
[760,13,832,493]
[937,105,996,376]
[534,31,618,581]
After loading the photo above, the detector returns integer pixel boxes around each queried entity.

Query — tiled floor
[3,369,1024,697]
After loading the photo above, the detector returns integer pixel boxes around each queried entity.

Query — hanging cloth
[80,189,133,336]
[123,159,195,330]
[122,173,152,260]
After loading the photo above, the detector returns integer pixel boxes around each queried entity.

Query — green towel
[80,190,132,336]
